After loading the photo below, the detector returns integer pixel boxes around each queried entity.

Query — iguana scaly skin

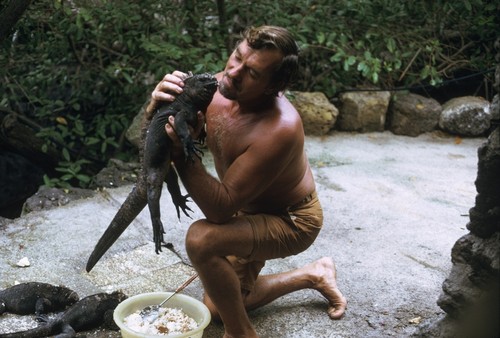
[0,282,79,321]
[86,73,218,272]
[0,291,127,338]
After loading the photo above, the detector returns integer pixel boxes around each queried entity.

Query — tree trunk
[0,0,32,42]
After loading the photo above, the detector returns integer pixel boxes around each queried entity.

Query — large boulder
[23,186,95,215]
[413,127,500,338]
[388,93,442,137]
[336,90,391,132]
[125,103,147,148]
[91,158,141,189]
[439,96,491,136]
[290,91,338,135]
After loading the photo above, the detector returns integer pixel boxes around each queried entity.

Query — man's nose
[227,64,243,79]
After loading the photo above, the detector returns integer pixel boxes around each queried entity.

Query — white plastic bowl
[114,292,211,338]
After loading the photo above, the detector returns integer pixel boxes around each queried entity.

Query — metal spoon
[140,273,198,322]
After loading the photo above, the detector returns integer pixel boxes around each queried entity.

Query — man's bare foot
[310,257,347,319]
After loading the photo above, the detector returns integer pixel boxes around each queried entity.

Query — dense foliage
[0,0,497,188]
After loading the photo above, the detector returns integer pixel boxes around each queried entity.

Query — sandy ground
[0,131,484,337]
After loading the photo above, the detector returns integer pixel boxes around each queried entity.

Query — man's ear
[264,87,274,95]
[264,81,285,96]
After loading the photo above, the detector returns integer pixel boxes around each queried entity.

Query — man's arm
[168,120,298,223]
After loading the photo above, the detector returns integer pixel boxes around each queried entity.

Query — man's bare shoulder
[272,95,304,137]
[247,96,304,156]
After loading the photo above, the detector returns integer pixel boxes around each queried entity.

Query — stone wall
[290,90,493,137]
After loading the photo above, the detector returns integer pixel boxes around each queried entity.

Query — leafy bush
[1,0,227,187]
[0,0,496,188]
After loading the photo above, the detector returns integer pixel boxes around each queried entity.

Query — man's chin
[219,83,237,100]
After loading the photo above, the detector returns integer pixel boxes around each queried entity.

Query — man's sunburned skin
[85,73,218,272]
[194,70,317,215]
[0,291,127,338]
[0,282,79,321]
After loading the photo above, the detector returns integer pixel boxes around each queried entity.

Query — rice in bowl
[124,307,197,335]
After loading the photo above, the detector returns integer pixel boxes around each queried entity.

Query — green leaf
[122,72,133,84]
[330,52,343,62]
[357,61,367,72]
[85,137,100,145]
[316,32,326,44]
[61,174,73,181]
[77,174,91,183]
[463,0,472,11]
[62,148,70,161]
[386,38,396,53]
[420,65,430,79]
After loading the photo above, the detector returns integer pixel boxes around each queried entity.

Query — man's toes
[328,305,346,320]
[328,297,347,320]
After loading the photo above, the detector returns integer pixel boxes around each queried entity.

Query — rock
[16,256,30,267]
[91,158,141,189]
[289,91,338,135]
[336,89,391,132]
[0,217,9,229]
[466,128,500,238]
[439,96,491,136]
[414,126,500,337]
[125,108,144,148]
[23,186,95,215]
[387,93,441,136]
[491,93,499,121]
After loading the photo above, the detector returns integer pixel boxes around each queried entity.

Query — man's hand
[145,70,189,119]
[165,111,206,161]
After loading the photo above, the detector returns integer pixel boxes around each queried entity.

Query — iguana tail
[86,187,147,272]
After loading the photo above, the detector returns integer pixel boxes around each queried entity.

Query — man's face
[219,40,283,102]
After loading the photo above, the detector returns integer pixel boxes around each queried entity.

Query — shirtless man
[146,25,347,338]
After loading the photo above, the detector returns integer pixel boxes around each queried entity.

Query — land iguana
[0,282,79,321]
[86,73,218,272]
[0,291,127,338]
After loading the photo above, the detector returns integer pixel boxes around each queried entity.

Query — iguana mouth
[203,79,219,87]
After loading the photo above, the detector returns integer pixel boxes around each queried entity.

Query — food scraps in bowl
[124,307,198,335]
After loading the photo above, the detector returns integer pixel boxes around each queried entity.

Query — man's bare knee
[185,220,213,263]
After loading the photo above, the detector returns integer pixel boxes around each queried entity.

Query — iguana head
[182,73,218,112]
[52,285,79,308]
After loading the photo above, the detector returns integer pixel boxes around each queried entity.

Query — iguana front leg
[173,109,204,161]
[34,298,52,322]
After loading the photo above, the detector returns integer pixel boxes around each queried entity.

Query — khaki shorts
[227,191,323,291]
